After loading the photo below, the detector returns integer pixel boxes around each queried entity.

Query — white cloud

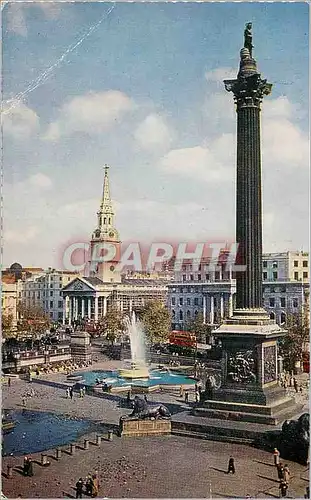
[205,67,237,85]
[134,113,173,151]
[159,136,234,183]
[4,226,39,244]
[3,101,40,139]
[29,173,53,189]
[264,96,293,120]
[43,91,135,141]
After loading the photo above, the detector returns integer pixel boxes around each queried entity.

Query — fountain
[118,312,150,379]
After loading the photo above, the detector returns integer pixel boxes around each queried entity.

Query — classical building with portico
[61,166,167,325]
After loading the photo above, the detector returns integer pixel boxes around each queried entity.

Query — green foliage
[185,312,212,342]
[2,313,14,336]
[17,302,51,332]
[99,307,126,344]
[139,300,171,343]
[279,310,309,372]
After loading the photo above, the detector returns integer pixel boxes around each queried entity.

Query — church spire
[101,164,112,210]
[92,164,119,241]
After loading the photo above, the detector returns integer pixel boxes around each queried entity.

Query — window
[273,262,278,268]
[186,310,191,318]
[273,272,278,280]
[263,261,267,268]
[171,297,176,306]
[270,312,275,320]
[58,300,63,308]
[294,272,299,280]
[50,291,53,297]
[280,312,286,324]
[194,297,199,306]
[198,274,201,281]
[172,310,175,317]
[206,274,209,281]
[293,298,298,308]
[198,265,202,271]
[187,297,191,306]
[280,297,286,308]
[179,297,183,306]
[294,260,298,267]
[190,274,194,281]
[215,272,220,280]
[58,312,63,321]
[263,272,267,280]
[303,272,308,279]
[183,275,186,282]
[269,298,275,307]
[50,300,54,308]
[179,310,183,321]
[303,261,308,268]
[50,284,53,288]
[194,310,198,316]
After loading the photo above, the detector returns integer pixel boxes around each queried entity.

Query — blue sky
[3,2,309,268]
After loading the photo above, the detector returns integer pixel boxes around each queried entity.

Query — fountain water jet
[118,312,149,379]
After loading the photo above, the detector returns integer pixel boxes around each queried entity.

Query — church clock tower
[89,165,121,283]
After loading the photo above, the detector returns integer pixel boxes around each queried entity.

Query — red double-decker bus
[169,330,197,348]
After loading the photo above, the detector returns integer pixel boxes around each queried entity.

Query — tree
[99,307,126,344]
[2,313,14,337]
[279,308,309,373]
[185,312,212,343]
[17,302,51,333]
[139,300,171,344]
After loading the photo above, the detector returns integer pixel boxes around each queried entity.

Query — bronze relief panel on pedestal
[226,349,257,384]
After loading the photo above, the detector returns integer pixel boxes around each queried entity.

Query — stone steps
[171,428,254,445]
[193,400,300,425]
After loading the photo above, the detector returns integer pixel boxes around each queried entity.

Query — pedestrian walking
[279,480,288,497]
[82,386,86,397]
[277,463,285,481]
[304,486,309,498]
[283,464,290,484]
[66,388,70,398]
[184,391,189,403]
[144,394,148,403]
[8,377,11,388]
[273,448,280,466]
[195,390,200,403]
[69,387,73,400]
[79,387,83,398]
[92,474,99,497]
[22,397,26,407]
[227,456,235,474]
[126,391,131,406]
[75,478,84,499]
[179,385,184,398]
[85,474,94,496]
[293,378,298,393]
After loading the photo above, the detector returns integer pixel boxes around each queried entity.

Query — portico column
[129,299,133,314]
[68,297,73,325]
[229,293,233,317]
[94,297,99,322]
[220,294,224,319]
[202,295,207,324]
[63,296,67,325]
[81,298,85,318]
[210,296,214,324]
[88,298,91,318]
[103,297,107,317]
[74,297,78,320]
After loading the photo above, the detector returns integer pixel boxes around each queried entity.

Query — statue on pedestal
[244,22,253,57]
[120,395,171,421]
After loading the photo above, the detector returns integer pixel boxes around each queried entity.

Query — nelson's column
[195,24,300,426]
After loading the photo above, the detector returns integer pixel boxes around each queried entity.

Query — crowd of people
[278,372,308,393]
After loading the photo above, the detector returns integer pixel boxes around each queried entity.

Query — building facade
[21,269,79,322]
[262,251,309,282]
[168,278,309,331]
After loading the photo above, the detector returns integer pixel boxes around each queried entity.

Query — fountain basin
[118,361,149,379]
